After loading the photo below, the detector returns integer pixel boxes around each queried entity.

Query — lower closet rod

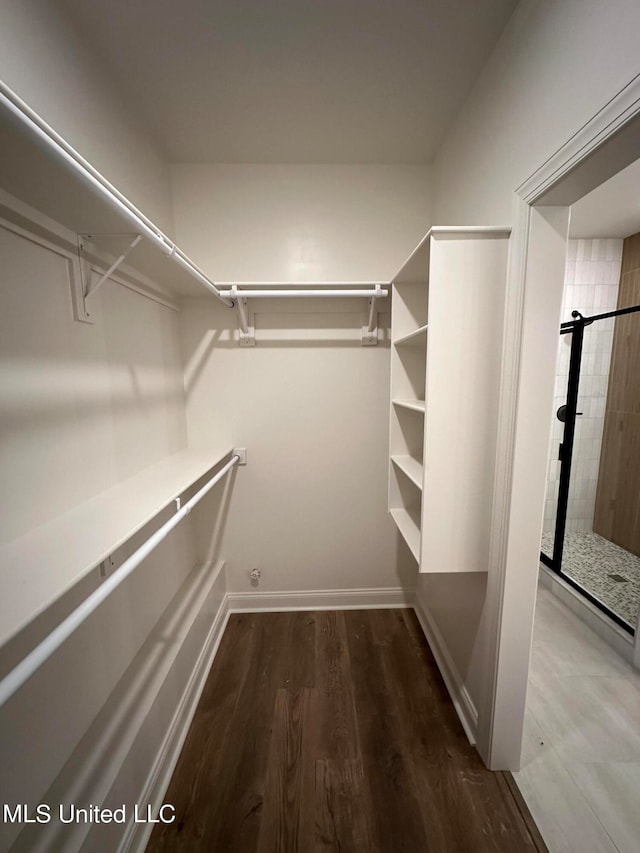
[0,452,240,708]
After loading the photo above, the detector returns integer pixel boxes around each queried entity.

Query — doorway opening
[541,273,640,634]
[460,75,640,774]
[513,150,640,850]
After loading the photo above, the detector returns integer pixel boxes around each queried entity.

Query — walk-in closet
[1,2,640,851]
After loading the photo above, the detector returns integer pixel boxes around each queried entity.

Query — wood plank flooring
[147,609,546,852]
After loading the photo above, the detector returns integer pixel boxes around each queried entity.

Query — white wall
[0,219,195,849]
[181,296,419,594]
[174,164,431,593]
[0,225,187,542]
[434,0,640,224]
[170,164,431,282]
[423,0,640,759]
[0,1,174,234]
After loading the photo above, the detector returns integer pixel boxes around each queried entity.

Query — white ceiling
[58,0,517,164]
[570,157,640,238]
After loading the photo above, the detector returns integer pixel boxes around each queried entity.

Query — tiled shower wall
[543,238,623,534]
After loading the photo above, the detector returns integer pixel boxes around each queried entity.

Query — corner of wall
[413,581,479,744]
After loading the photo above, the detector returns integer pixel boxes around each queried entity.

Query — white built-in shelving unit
[388,231,429,564]
[388,227,510,572]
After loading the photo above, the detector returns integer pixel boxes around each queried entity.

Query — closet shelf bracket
[230,286,255,347]
[362,284,384,346]
[74,233,143,323]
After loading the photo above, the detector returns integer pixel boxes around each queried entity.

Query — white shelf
[390,508,421,562]
[0,102,206,299]
[393,398,425,414]
[393,230,432,287]
[391,455,423,490]
[393,324,428,347]
[0,446,233,648]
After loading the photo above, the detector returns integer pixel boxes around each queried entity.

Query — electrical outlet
[233,447,247,465]
[250,568,261,587]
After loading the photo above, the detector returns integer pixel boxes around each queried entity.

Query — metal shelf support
[229,286,255,346]
[85,234,143,298]
[363,284,384,346]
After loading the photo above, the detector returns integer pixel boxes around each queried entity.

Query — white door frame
[480,73,640,770]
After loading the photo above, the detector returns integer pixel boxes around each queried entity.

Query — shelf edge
[389,508,421,562]
[391,455,423,490]
[393,324,428,346]
[392,398,426,414]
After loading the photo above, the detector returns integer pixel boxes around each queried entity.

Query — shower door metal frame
[540,304,640,635]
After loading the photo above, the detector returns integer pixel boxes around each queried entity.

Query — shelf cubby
[391,343,426,402]
[391,455,423,491]
[389,461,422,562]
[390,403,424,462]
[389,508,421,562]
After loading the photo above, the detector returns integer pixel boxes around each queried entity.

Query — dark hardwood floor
[147,609,546,852]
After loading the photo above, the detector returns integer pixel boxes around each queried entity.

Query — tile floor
[514,585,640,853]
[541,531,640,628]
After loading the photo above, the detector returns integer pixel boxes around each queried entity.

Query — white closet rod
[220,288,388,298]
[0,82,233,307]
[0,453,240,708]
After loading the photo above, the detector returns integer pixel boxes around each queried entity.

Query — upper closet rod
[0,81,233,307]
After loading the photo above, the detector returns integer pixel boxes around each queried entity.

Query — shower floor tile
[540,531,640,629]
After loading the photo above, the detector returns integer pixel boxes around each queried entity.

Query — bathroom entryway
[541,217,640,640]
[515,585,640,852]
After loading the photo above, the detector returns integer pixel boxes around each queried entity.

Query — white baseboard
[413,584,478,745]
[11,560,227,853]
[120,574,230,853]
[226,586,413,612]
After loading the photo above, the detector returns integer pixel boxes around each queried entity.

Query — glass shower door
[540,308,640,635]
